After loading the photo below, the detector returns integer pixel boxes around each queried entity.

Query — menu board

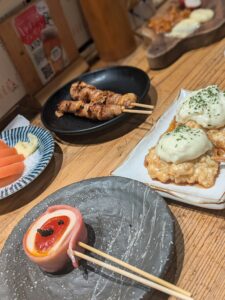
[13,0,69,84]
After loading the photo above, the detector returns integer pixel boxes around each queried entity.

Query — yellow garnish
[15,133,39,158]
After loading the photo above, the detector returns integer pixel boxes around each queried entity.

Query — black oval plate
[41,66,150,136]
[0,176,174,300]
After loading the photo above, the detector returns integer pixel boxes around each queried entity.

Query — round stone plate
[0,177,175,300]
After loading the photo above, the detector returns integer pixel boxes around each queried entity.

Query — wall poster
[13,0,69,84]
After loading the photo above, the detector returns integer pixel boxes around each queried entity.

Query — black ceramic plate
[0,177,174,300]
[41,66,150,136]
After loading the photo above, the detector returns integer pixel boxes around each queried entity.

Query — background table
[0,38,225,300]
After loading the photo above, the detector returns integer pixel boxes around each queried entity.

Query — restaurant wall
[0,40,26,118]
[0,0,27,119]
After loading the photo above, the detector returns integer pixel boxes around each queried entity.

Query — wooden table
[1,38,225,300]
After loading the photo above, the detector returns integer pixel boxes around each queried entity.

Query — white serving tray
[113,89,225,210]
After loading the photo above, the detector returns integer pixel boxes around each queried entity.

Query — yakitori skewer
[122,108,153,115]
[131,102,155,109]
[70,81,138,108]
[70,81,155,110]
[56,100,153,120]
[56,81,155,120]
[74,249,193,300]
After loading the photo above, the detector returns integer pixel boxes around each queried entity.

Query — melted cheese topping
[26,209,76,256]
[176,85,225,128]
[190,8,214,23]
[166,19,200,39]
[156,125,212,163]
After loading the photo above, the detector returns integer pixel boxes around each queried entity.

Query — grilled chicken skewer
[55,100,123,121]
[70,81,137,108]
[55,100,83,118]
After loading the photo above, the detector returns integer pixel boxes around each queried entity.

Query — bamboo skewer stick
[78,242,191,297]
[74,250,193,300]
[122,108,153,115]
[131,103,155,109]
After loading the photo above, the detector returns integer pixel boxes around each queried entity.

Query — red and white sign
[13,0,68,84]
[15,5,46,45]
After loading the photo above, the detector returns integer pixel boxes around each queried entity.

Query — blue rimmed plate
[0,126,55,199]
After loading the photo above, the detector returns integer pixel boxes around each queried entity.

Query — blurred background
[0,0,166,121]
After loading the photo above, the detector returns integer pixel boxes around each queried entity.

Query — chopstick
[122,108,153,115]
[79,242,190,297]
[74,249,193,300]
[78,242,191,297]
[131,103,155,109]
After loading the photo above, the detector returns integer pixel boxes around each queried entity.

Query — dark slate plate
[0,177,174,300]
[41,66,150,136]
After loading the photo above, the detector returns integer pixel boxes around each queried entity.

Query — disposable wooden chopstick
[74,250,193,300]
[78,242,191,297]
[131,102,155,109]
[122,108,153,115]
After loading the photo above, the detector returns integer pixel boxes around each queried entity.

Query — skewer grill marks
[55,100,83,118]
[70,81,137,108]
[55,100,123,121]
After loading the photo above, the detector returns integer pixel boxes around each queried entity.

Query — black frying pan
[41,66,150,136]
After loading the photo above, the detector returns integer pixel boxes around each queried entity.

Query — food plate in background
[41,66,150,136]
[139,0,225,69]
[0,177,174,300]
[113,90,225,210]
[0,126,54,199]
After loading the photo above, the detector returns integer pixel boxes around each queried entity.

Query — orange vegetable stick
[0,154,24,168]
[0,173,22,188]
[0,148,17,157]
[0,161,24,179]
[0,140,9,149]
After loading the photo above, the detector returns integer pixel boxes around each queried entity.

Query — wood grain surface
[138,0,225,69]
[0,37,225,300]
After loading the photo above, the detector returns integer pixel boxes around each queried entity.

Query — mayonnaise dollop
[176,85,225,128]
[156,125,212,164]
[190,8,214,23]
[166,19,200,39]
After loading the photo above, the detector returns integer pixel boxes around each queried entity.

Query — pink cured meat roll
[23,205,87,273]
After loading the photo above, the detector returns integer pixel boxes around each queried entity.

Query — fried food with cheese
[145,148,219,188]
[179,120,225,153]
[168,118,225,158]
[207,128,225,150]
